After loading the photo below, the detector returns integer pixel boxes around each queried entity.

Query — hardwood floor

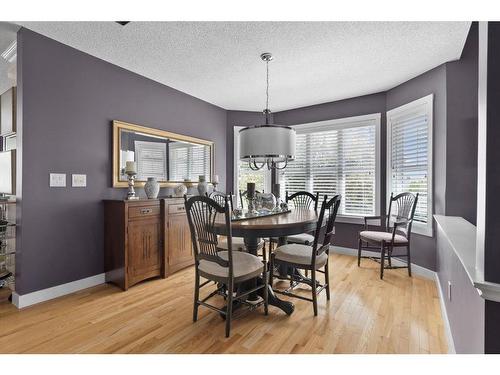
[0,254,447,354]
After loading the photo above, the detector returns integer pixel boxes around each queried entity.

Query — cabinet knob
[141,208,153,214]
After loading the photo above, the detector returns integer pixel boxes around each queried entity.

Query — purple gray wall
[480,21,500,353]
[16,28,227,295]
[445,22,478,225]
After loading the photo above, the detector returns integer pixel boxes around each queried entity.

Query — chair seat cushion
[198,251,264,280]
[359,230,408,244]
[218,237,263,251]
[286,233,315,245]
[274,243,328,268]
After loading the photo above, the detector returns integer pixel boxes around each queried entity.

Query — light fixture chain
[266,59,269,113]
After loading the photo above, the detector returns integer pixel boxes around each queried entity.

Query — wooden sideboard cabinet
[104,199,164,290]
[164,201,194,274]
[104,198,194,291]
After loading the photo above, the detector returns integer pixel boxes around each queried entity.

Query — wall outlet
[72,174,87,187]
[448,281,452,301]
[49,173,66,187]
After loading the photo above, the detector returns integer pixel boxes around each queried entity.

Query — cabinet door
[128,219,162,277]
[167,213,194,273]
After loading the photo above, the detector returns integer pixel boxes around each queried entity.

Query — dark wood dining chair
[285,191,320,246]
[270,194,341,316]
[208,191,264,253]
[358,192,419,279]
[184,195,268,337]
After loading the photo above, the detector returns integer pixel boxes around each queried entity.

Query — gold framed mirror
[112,120,214,188]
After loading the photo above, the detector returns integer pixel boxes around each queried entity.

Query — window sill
[336,215,365,225]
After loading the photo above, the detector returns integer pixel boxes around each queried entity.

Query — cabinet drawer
[168,204,186,215]
[129,205,160,219]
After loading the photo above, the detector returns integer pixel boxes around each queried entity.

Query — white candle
[125,161,137,174]
[213,175,219,184]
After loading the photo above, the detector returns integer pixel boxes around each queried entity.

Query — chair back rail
[184,195,233,271]
[311,195,341,263]
[209,191,234,211]
[286,191,320,210]
[386,192,419,240]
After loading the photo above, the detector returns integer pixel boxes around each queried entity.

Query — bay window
[387,94,433,236]
[279,114,381,221]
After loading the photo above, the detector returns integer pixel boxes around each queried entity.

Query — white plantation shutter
[169,147,188,181]
[279,115,380,217]
[190,145,210,179]
[169,143,211,181]
[387,94,433,235]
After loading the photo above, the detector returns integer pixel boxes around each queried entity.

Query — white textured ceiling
[0,22,19,95]
[17,21,471,111]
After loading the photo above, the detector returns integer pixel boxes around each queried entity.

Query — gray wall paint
[445,23,479,225]
[481,21,500,353]
[16,28,227,295]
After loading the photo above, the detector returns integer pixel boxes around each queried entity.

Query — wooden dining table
[214,209,319,315]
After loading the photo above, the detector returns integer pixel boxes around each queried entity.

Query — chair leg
[380,242,385,280]
[264,270,269,316]
[388,246,392,268]
[358,238,362,267]
[269,253,275,288]
[407,244,412,277]
[225,280,233,338]
[325,260,331,301]
[193,270,200,322]
[311,269,318,316]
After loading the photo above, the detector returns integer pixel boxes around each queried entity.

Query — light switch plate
[49,173,66,187]
[72,174,87,187]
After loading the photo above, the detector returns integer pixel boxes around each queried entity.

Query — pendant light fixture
[239,53,296,171]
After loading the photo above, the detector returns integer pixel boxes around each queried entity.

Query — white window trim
[386,94,434,237]
[233,126,272,207]
[290,113,382,224]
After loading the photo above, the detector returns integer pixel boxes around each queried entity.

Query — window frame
[233,126,272,207]
[286,113,382,224]
[386,94,434,237]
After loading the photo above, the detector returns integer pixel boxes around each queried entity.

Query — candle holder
[126,170,139,200]
[246,197,258,217]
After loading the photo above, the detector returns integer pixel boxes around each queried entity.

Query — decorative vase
[197,175,208,196]
[144,177,160,199]
[174,183,188,197]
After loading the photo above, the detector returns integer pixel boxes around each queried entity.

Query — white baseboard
[434,273,456,354]
[12,273,105,309]
[331,246,455,353]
